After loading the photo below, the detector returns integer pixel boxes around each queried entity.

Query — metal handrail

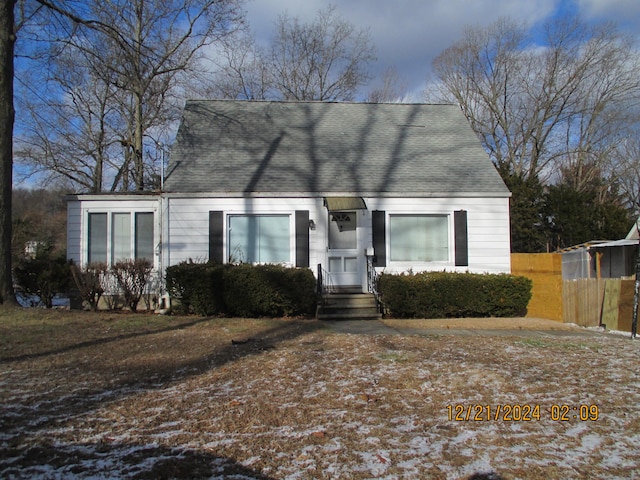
[316,263,335,296]
[366,256,383,314]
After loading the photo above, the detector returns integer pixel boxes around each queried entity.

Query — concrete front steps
[316,293,382,320]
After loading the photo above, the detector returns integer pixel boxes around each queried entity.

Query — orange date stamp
[446,404,599,421]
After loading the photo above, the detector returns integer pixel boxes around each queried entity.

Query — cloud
[577,0,640,21]
[244,0,640,100]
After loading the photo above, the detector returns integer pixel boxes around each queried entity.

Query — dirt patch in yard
[1,308,639,479]
[382,317,585,331]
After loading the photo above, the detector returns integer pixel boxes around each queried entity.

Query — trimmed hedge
[165,262,226,316]
[165,261,317,317]
[378,271,532,318]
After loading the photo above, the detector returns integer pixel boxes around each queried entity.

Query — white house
[67,100,512,299]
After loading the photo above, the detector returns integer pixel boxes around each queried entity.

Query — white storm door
[327,211,362,288]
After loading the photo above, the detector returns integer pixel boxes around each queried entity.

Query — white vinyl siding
[66,196,160,273]
[67,202,82,265]
[228,215,290,263]
[68,194,510,282]
[165,197,321,267]
[160,195,511,278]
[364,197,511,274]
[389,214,449,262]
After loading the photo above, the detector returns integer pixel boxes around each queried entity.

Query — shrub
[111,259,153,312]
[14,245,71,308]
[141,272,161,311]
[70,262,107,311]
[165,261,318,317]
[378,271,532,319]
[101,272,121,311]
[223,264,317,317]
[165,261,226,315]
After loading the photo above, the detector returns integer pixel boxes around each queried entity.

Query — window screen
[389,215,449,262]
[87,211,154,265]
[135,212,154,260]
[112,213,131,263]
[228,215,290,263]
[88,213,107,264]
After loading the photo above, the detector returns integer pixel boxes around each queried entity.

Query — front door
[327,210,363,290]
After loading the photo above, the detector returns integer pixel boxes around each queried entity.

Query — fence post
[632,244,639,338]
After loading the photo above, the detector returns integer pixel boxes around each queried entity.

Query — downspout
[157,146,169,312]
[158,192,170,312]
[632,221,639,338]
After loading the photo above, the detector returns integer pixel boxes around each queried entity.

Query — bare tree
[2,0,244,302]
[18,0,244,192]
[210,6,375,102]
[431,16,640,182]
[206,33,273,100]
[16,52,121,192]
[432,19,529,173]
[269,6,375,101]
[609,137,640,216]
[550,18,640,194]
[367,66,409,103]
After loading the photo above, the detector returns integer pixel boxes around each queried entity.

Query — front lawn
[1,307,638,479]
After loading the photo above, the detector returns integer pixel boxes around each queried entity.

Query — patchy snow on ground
[1,321,640,479]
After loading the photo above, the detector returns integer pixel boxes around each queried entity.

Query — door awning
[324,196,367,211]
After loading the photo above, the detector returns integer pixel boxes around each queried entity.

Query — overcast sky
[243,0,640,100]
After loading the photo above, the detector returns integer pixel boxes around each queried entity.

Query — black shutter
[209,211,223,263]
[372,210,386,267]
[295,210,309,268]
[454,210,468,267]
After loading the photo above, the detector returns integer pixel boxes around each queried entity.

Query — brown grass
[1,306,639,479]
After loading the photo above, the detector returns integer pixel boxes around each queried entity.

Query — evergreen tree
[544,182,631,251]
[499,167,547,253]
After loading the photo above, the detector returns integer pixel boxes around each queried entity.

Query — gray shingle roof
[165,100,510,197]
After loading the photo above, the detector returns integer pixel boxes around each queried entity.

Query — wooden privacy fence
[562,278,605,327]
[600,279,635,332]
[512,253,636,331]
[563,278,635,329]
[511,253,563,322]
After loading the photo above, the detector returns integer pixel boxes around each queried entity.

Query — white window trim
[83,208,158,269]
[387,212,454,266]
[226,213,294,266]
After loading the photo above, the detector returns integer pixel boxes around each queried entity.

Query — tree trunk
[134,92,144,191]
[133,3,144,191]
[0,0,17,305]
